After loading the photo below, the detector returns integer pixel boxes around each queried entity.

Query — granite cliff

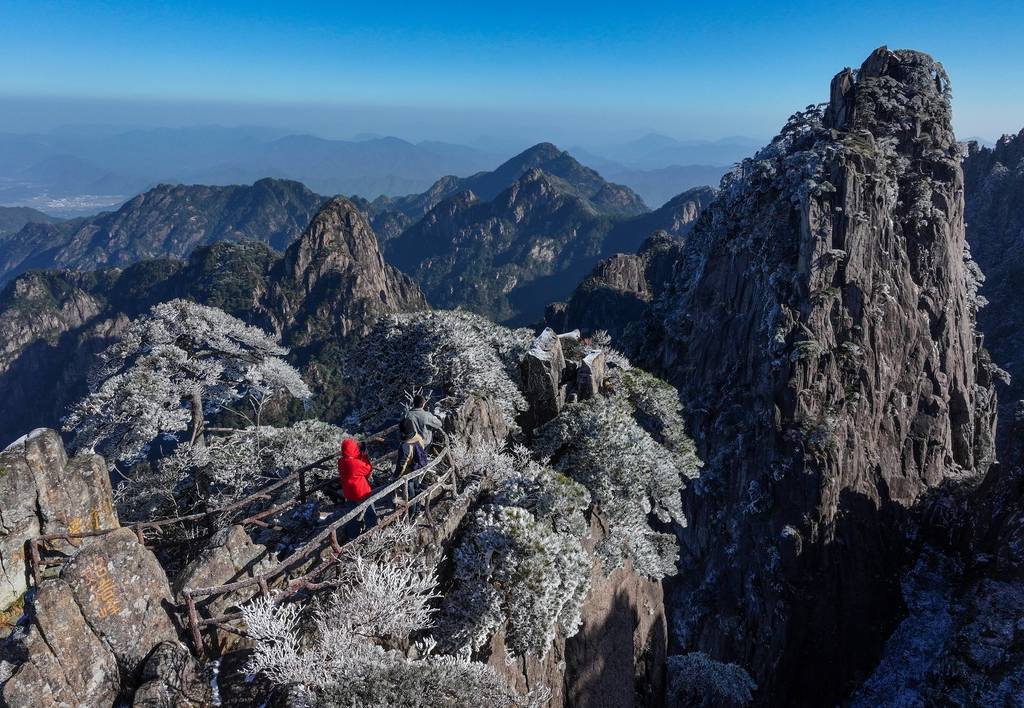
[643,47,998,704]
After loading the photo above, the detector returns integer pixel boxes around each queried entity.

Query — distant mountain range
[0,127,496,214]
[0,141,720,324]
[383,145,714,323]
[0,206,62,236]
[0,126,750,216]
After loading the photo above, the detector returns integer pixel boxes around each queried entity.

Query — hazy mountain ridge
[0,205,62,235]
[0,127,498,212]
[0,178,326,284]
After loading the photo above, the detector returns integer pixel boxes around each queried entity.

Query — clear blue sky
[1,0,1022,141]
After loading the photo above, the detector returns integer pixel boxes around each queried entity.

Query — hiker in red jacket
[336,438,377,536]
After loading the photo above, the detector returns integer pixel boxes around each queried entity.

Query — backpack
[409,441,429,471]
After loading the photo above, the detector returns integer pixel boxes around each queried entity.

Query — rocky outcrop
[0,429,118,611]
[546,231,685,340]
[3,528,178,705]
[268,196,428,348]
[645,47,998,704]
[520,329,569,431]
[172,525,273,653]
[131,641,213,707]
[487,513,668,708]
[0,179,325,285]
[963,130,1024,450]
[1,577,121,707]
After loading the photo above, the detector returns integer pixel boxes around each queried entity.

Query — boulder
[0,429,118,611]
[62,527,179,673]
[577,351,607,400]
[446,394,510,450]
[520,328,567,432]
[132,641,212,707]
[1,579,120,707]
[172,525,273,653]
[3,528,179,705]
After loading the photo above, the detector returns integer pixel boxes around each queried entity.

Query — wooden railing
[182,437,457,655]
[24,424,461,657]
[25,425,399,586]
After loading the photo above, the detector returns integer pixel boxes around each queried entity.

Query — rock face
[520,329,568,431]
[131,641,213,707]
[963,130,1024,449]
[3,528,178,705]
[645,47,997,703]
[2,577,121,707]
[853,405,1024,704]
[0,429,118,611]
[546,231,685,340]
[268,196,428,347]
[0,178,325,285]
[488,514,668,708]
[172,524,274,653]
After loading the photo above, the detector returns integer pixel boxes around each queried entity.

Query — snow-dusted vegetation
[65,299,311,467]
[438,451,592,657]
[534,366,701,578]
[339,310,533,431]
[63,299,319,521]
[667,652,757,707]
[242,521,546,707]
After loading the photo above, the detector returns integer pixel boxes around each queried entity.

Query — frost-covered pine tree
[64,299,311,468]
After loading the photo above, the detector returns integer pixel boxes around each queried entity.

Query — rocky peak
[269,196,428,346]
[647,47,996,703]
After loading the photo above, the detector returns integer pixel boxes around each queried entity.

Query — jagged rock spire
[268,196,428,346]
[647,47,997,704]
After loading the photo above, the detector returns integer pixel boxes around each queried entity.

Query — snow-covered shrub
[587,329,632,371]
[339,310,532,432]
[242,542,540,707]
[667,652,756,707]
[533,367,700,578]
[439,504,591,658]
[64,299,311,468]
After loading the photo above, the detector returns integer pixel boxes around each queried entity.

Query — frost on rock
[533,367,701,578]
[438,448,592,658]
[338,310,533,432]
[667,652,756,707]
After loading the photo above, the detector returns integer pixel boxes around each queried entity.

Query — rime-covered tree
[337,310,532,432]
[64,299,311,468]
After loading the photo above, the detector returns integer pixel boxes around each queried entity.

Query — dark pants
[344,502,377,541]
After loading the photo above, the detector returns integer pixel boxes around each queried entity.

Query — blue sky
[1,0,1022,141]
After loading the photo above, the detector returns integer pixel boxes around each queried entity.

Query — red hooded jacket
[337,439,372,501]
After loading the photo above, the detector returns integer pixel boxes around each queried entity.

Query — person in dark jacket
[396,418,428,507]
[404,394,443,449]
[336,438,377,537]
